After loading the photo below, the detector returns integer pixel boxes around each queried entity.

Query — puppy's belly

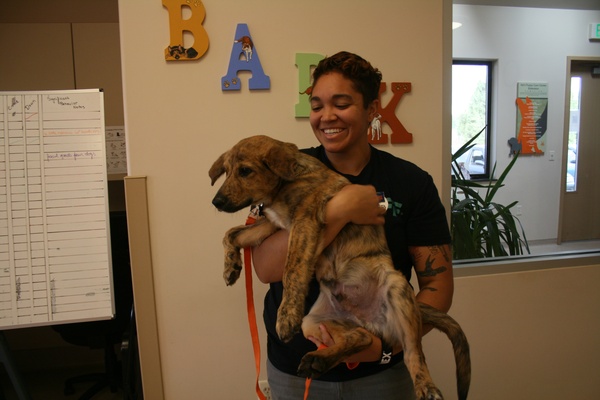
[327,281,386,325]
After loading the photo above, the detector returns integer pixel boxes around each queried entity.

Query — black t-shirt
[264,145,451,381]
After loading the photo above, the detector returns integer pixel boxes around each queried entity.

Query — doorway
[559,57,600,242]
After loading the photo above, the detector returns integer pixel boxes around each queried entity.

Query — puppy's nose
[212,193,227,210]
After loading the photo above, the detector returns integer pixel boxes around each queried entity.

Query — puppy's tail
[419,303,471,400]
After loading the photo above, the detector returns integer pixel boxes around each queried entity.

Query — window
[566,76,580,192]
[452,60,492,179]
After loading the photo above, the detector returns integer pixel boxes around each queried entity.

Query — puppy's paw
[415,382,443,400]
[275,313,302,343]
[223,264,242,286]
[297,352,332,379]
[223,247,242,285]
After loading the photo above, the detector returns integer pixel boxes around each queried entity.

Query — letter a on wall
[162,0,209,61]
[222,24,271,91]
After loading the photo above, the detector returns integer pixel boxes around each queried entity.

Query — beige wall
[420,259,600,399]
[116,1,600,399]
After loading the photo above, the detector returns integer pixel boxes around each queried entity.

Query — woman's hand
[326,184,386,227]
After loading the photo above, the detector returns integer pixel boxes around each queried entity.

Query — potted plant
[451,128,529,260]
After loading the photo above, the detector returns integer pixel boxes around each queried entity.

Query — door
[559,58,600,242]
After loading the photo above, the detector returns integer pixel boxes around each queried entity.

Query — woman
[253,51,453,400]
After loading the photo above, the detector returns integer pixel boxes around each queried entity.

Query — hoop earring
[370,114,382,141]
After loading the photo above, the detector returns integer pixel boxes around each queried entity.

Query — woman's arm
[410,244,454,312]
[252,229,288,283]
[252,184,385,283]
[410,244,454,335]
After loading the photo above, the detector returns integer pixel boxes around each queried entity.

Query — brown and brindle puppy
[209,135,470,400]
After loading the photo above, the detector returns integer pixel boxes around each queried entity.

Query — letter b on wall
[163,0,209,61]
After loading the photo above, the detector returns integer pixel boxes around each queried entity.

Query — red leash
[243,206,267,400]
[303,343,327,400]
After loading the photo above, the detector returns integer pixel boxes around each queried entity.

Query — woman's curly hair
[312,51,382,109]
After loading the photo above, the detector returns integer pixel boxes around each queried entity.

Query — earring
[370,114,382,141]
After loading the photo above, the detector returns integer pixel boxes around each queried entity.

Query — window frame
[452,59,493,181]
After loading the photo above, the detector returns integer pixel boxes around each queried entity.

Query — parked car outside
[455,144,486,176]
[566,146,577,191]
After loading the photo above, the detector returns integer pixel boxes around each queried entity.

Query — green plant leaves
[451,127,529,260]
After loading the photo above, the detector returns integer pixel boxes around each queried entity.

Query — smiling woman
[248,51,457,400]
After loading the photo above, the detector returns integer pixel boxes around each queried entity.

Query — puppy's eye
[238,167,253,177]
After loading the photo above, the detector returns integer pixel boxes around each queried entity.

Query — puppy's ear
[263,142,305,180]
[209,153,226,186]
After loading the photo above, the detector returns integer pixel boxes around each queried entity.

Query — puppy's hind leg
[384,273,443,400]
[402,339,443,400]
[298,295,372,379]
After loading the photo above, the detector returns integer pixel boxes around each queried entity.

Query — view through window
[452,61,492,180]
[567,76,580,192]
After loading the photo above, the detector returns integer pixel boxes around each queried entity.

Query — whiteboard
[0,89,114,329]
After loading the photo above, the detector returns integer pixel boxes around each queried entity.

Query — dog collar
[249,203,264,219]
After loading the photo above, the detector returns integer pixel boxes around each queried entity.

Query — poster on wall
[515,82,548,154]
[106,126,127,174]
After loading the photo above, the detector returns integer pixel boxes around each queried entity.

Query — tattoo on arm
[427,245,451,262]
[415,246,448,278]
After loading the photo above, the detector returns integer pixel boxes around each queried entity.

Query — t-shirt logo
[385,196,403,217]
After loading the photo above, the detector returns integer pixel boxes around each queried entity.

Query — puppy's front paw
[275,310,302,343]
[223,247,242,286]
[223,264,242,286]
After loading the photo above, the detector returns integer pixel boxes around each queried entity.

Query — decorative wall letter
[221,24,270,91]
[162,0,209,61]
[295,53,325,117]
[370,82,413,144]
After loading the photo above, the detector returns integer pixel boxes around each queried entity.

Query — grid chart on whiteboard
[0,91,114,328]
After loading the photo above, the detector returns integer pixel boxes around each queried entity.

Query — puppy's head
[209,135,304,213]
